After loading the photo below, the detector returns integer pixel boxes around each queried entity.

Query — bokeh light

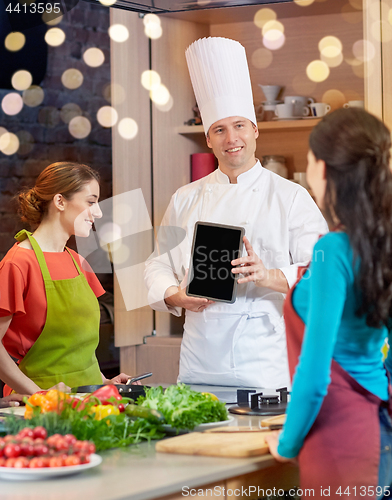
[98,222,122,244]
[141,70,161,91]
[321,52,343,68]
[118,118,138,140]
[16,130,34,155]
[263,33,285,50]
[110,244,130,265]
[341,3,362,23]
[2,93,23,115]
[45,28,66,47]
[0,128,9,151]
[150,84,170,106]
[262,20,284,36]
[69,116,91,139]
[154,95,174,112]
[306,60,330,82]
[318,36,342,58]
[97,106,118,127]
[113,204,133,226]
[99,0,116,5]
[108,24,129,43]
[348,0,362,9]
[42,12,63,25]
[321,89,346,110]
[11,70,33,91]
[143,13,161,27]
[38,107,60,128]
[253,8,276,29]
[352,39,376,62]
[251,48,273,69]
[23,86,44,107]
[4,32,25,52]
[144,23,163,39]
[83,47,105,67]
[103,83,126,105]
[60,103,82,124]
[0,132,19,155]
[294,0,315,5]
[197,0,211,5]
[61,69,84,90]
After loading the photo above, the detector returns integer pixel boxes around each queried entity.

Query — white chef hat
[185,36,257,134]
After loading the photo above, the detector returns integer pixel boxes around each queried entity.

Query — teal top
[277,232,391,459]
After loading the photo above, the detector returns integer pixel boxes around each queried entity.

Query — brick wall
[0,1,113,292]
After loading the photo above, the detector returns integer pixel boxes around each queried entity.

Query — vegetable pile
[0,426,95,468]
[2,387,164,451]
[138,384,228,430]
[1,384,228,452]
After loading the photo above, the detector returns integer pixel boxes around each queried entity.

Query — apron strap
[14,229,83,282]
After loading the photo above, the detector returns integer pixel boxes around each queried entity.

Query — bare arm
[231,236,289,294]
[164,270,214,313]
[0,316,41,395]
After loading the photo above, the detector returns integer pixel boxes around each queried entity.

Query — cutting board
[260,414,286,428]
[155,431,273,457]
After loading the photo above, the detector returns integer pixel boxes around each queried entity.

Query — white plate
[0,454,102,481]
[161,416,235,435]
[272,117,303,121]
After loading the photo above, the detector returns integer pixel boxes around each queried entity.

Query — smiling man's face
[206,116,259,180]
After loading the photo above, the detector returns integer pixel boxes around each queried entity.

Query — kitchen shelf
[176,119,322,135]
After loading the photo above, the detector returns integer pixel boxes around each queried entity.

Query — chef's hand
[264,431,297,464]
[47,382,71,392]
[0,394,28,408]
[164,269,214,313]
[103,373,142,385]
[231,237,289,293]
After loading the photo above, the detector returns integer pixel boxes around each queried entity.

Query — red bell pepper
[84,385,122,405]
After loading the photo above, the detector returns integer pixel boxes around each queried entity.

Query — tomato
[118,404,125,413]
[20,442,35,457]
[5,458,17,467]
[87,443,96,454]
[33,426,47,440]
[79,454,90,464]
[64,455,81,466]
[3,435,16,443]
[17,428,34,439]
[48,456,64,467]
[54,438,69,451]
[14,457,30,468]
[4,443,21,458]
[46,434,62,447]
[33,444,49,456]
[63,434,77,445]
[29,457,47,468]
[0,457,6,467]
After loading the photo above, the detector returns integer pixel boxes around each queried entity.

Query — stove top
[228,387,289,416]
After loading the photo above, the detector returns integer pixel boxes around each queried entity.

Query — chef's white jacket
[144,161,328,388]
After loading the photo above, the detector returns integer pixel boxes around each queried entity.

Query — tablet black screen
[187,222,243,303]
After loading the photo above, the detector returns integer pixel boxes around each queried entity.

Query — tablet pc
[186,222,245,303]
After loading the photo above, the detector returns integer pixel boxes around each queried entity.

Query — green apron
[15,230,102,390]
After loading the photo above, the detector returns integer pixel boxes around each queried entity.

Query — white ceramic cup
[310,102,331,117]
[293,172,310,189]
[275,102,294,119]
[343,100,364,109]
[259,84,281,103]
[285,96,314,116]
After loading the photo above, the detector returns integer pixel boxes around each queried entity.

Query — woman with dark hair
[264,108,392,498]
[0,162,131,395]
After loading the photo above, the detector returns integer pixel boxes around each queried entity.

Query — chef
[144,37,327,388]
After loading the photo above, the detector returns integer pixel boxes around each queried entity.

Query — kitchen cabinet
[111,0,391,382]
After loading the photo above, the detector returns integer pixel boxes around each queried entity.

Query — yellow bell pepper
[25,390,67,418]
[90,404,120,420]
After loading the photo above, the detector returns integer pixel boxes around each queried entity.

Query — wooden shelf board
[177,119,321,135]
